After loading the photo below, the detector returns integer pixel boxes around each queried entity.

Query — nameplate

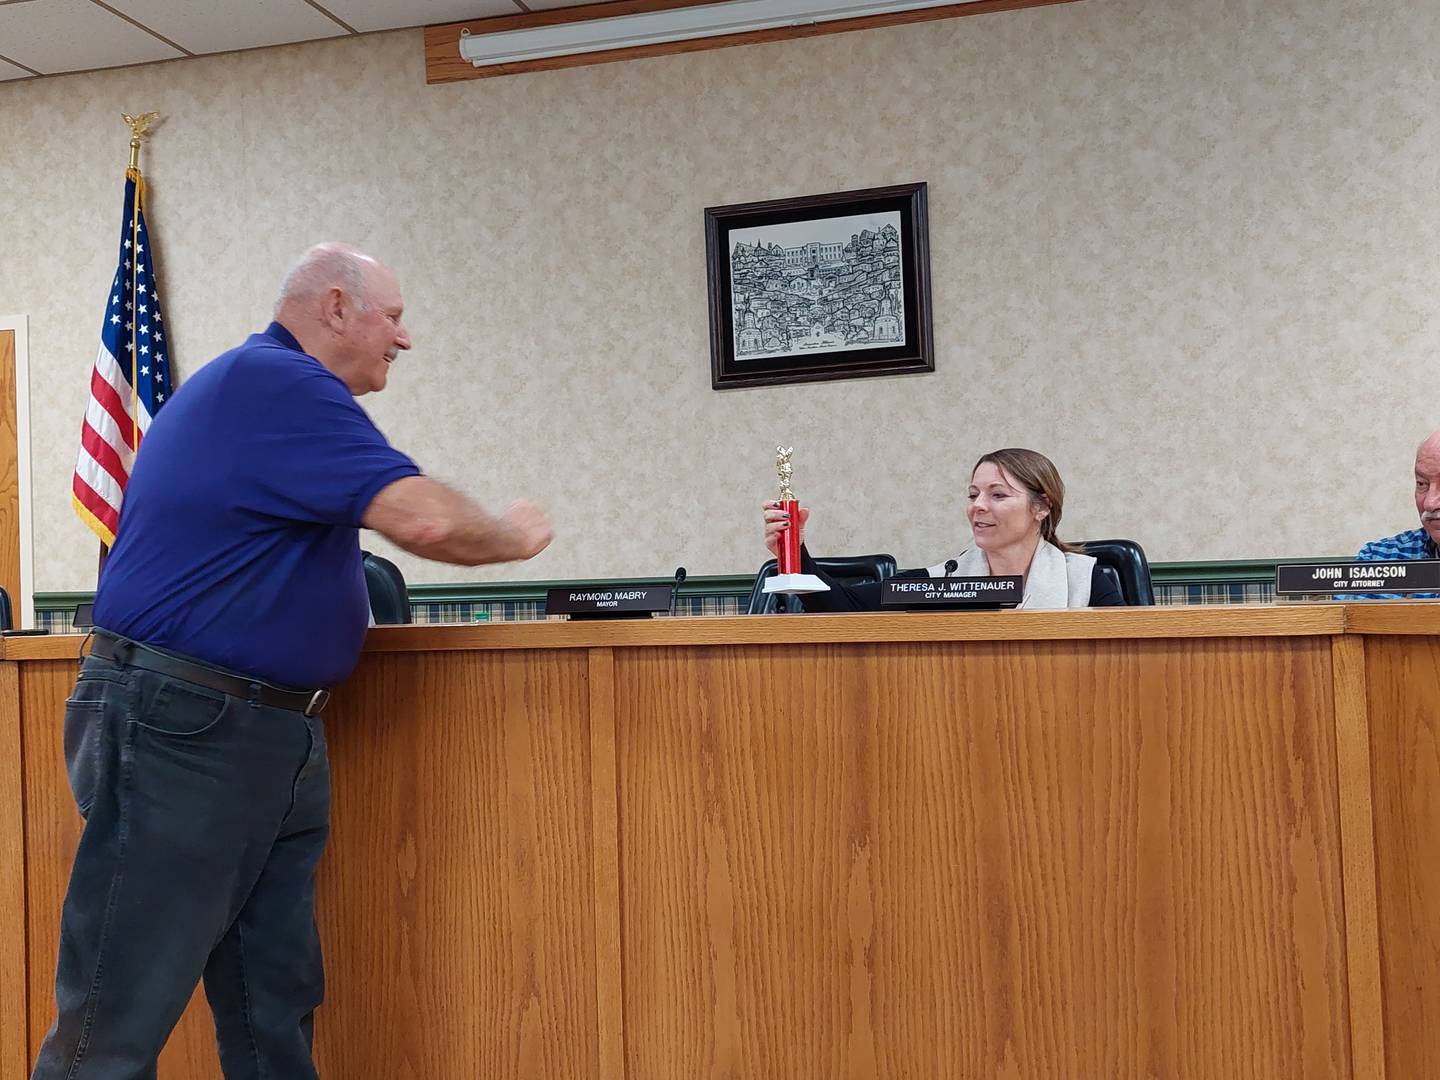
[1274,560,1440,595]
[544,585,674,619]
[879,576,1023,609]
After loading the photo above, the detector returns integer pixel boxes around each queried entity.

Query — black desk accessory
[879,575,1023,610]
[545,568,686,620]
[1275,559,1440,597]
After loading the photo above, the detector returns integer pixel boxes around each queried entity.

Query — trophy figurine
[763,446,830,595]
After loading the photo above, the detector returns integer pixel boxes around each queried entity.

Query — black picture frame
[705,182,933,390]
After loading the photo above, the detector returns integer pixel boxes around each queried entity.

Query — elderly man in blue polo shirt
[32,243,553,1080]
[1349,431,1440,598]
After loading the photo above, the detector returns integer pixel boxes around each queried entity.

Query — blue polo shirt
[94,323,420,688]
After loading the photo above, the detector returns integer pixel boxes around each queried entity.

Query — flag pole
[96,112,159,580]
[122,112,157,458]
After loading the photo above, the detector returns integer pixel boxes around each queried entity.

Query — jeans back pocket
[63,699,106,818]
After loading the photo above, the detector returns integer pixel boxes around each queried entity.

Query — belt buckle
[304,689,330,717]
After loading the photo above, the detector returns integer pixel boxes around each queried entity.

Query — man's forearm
[414,489,531,565]
[362,476,549,566]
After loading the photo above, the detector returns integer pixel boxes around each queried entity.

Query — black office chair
[1080,539,1155,606]
[362,551,412,624]
[0,586,12,631]
[746,554,898,614]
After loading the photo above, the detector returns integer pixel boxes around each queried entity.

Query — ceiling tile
[0,0,183,73]
[0,55,34,81]
[318,0,519,33]
[102,0,348,54]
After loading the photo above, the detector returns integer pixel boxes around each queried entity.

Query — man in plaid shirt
[1350,431,1440,599]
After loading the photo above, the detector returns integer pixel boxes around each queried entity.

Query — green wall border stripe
[35,591,94,611]
[32,556,1352,612]
[1149,557,1351,587]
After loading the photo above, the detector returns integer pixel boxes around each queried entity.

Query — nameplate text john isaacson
[1274,559,1440,596]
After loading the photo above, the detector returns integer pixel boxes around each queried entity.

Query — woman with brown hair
[761,447,1124,610]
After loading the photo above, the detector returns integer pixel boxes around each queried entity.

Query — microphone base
[763,573,831,595]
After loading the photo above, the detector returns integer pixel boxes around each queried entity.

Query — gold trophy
[763,446,829,595]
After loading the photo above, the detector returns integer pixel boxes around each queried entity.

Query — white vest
[926,540,1094,609]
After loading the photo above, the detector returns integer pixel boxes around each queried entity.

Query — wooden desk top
[0,604,1369,662]
[1331,601,1440,635]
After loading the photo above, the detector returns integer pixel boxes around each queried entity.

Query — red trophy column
[777,499,803,575]
[763,446,829,596]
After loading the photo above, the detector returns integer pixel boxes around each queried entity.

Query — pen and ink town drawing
[728,211,905,361]
[706,183,931,389]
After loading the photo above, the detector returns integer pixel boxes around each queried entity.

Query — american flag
[72,167,174,546]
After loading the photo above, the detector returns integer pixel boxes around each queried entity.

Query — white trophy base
[763,573,831,595]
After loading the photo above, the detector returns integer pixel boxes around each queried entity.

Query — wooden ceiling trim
[425,0,1084,84]
[449,0,735,37]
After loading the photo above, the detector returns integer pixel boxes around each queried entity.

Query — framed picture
[705,182,933,390]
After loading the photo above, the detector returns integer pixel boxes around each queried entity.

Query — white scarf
[926,540,1094,609]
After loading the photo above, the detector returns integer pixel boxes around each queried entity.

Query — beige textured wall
[2,0,1439,591]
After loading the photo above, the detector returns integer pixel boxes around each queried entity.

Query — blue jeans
[31,653,331,1080]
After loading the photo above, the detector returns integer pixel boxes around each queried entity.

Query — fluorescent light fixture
[459,0,971,68]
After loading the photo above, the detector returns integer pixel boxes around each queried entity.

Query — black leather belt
[89,630,331,717]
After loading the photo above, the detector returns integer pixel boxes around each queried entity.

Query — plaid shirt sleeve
[1356,529,1432,561]
[1346,529,1435,599]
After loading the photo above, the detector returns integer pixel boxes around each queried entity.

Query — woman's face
[966,461,1048,551]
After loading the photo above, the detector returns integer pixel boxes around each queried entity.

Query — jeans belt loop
[111,637,134,666]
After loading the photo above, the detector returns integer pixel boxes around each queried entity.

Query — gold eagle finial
[122,112,161,168]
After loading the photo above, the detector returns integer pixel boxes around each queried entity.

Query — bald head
[1419,432,1440,464]
[273,242,411,396]
[274,242,376,316]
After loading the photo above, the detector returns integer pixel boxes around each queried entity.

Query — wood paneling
[1330,635,1385,1080]
[424,0,1085,84]
[22,660,88,1060]
[314,649,597,1078]
[614,638,1351,1078]
[0,330,20,623]
[12,614,1426,1075]
[587,648,625,1080]
[0,664,27,1079]
[22,650,598,1078]
[1362,635,1440,1079]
